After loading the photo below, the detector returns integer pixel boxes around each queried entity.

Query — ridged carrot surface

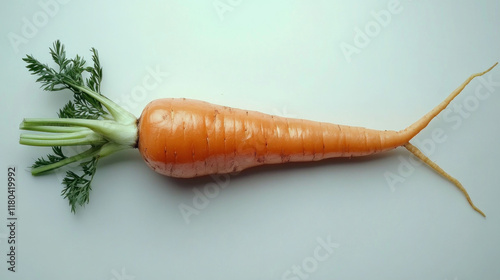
[138,98,403,178]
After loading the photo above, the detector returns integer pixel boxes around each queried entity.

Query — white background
[1,0,499,279]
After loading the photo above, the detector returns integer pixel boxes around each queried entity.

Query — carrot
[19,41,497,214]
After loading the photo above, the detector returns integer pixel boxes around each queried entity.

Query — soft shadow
[71,146,408,197]
[159,148,406,193]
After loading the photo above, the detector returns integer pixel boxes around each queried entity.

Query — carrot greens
[20,41,137,212]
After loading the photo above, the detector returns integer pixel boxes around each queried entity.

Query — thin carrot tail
[395,63,497,217]
[404,143,485,217]
[398,62,498,143]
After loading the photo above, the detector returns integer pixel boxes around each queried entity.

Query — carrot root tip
[403,143,486,218]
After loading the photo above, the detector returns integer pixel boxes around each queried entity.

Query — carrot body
[138,98,407,178]
[138,63,497,179]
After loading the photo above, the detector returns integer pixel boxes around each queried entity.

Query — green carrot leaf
[61,157,99,213]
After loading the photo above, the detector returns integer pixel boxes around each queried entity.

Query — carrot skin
[139,61,497,178]
[138,98,402,178]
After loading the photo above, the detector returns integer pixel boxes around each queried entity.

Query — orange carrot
[138,63,496,175]
[19,41,497,214]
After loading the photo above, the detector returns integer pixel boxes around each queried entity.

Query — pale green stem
[20,118,137,147]
[68,83,136,124]
[20,124,89,133]
[31,146,101,175]
[20,131,106,146]
[31,143,132,176]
